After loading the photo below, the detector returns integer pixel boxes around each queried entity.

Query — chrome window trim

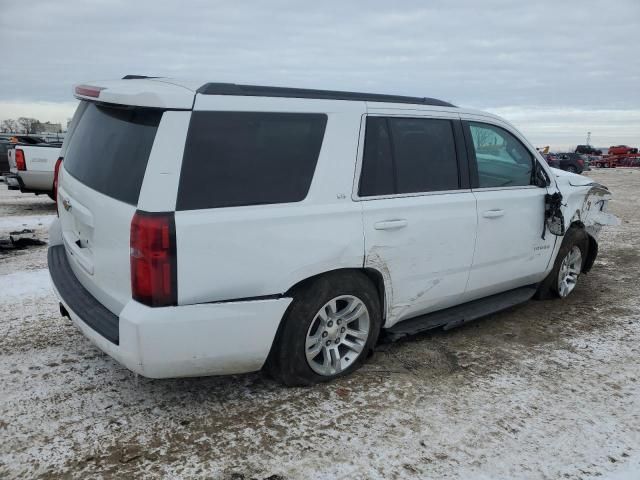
[355,188,473,202]
[471,185,541,193]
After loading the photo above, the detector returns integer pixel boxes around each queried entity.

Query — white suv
[48,77,618,385]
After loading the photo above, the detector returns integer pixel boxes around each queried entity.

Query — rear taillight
[577,158,584,166]
[130,211,177,307]
[53,157,63,215]
[15,149,26,170]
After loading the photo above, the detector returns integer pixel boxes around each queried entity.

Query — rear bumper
[15,170,54,193]
[4,171,52,194]
[48,245,292,378]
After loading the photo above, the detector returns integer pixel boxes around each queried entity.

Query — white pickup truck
[7,143,61,199]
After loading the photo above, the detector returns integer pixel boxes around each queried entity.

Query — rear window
[177,112,327,210]
[64,102,162,205]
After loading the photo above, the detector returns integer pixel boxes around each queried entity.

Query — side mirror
[534,163,549,188]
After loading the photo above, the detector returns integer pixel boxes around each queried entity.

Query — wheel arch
[284,267,387,317]
[264,267,386,382]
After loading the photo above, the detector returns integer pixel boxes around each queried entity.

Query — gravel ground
[1,170,639,479]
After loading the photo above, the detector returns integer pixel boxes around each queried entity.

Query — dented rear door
[359,113,477,326]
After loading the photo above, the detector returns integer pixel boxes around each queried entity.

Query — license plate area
[59,190,95,274]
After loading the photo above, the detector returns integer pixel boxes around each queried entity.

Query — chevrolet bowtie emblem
[62,198,72,212]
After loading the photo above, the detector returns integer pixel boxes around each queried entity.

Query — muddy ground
[0,169,639,479]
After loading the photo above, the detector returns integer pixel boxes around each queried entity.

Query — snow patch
[0,215,55,231]
[0,269,52,301]
[603,458,640,480]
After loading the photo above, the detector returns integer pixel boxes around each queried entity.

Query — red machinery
[592,152,640,168]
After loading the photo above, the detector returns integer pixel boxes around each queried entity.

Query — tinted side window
[358,116,459,197]
[358,117,395,196]
[468,122,533,188]
[64,102,162,205]
[389,118,458,194]
[177,112,327,210]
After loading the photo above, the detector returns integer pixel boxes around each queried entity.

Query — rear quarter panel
[175,102,365,304]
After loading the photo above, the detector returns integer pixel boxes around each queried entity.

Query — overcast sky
[1,0,638,148]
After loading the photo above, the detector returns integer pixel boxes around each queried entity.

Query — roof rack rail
[196,83,455,107]
[122,75,160,80]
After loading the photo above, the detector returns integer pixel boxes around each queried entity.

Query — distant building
[34,121,62,134]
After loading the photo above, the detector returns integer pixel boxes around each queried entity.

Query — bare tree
[1,119,18,133]
[17,117,39,134]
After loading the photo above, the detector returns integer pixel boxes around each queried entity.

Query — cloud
[487,106,640,150]
[0,0,638,147]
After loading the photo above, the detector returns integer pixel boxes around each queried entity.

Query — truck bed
[8,143,61,195]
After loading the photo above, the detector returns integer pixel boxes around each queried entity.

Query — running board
[384,286,537,342]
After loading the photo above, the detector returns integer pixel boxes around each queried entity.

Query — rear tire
[535,227,589,300]
[266,271,381,386]
[567,165,577,173]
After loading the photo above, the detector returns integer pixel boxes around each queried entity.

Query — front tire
[535,227,589,300]
[266,271,381,386]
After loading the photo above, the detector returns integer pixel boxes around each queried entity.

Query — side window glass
[358,117,395,197]
[389,118,458,193]
[469,122,533,188]
[359,116,459,197]
[177,112,327,210]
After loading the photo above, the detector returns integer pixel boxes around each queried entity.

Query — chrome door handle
[374,219,408,230]
[482,209,505,218]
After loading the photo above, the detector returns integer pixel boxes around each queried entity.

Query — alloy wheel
[557,246,582,297]
[305,295,370,376]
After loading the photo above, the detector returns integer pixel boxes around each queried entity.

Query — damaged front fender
[575,184,621,235]
[555,174,621,239]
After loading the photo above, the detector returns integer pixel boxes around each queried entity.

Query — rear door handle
[482,209,505,218]
[374,219,408,230]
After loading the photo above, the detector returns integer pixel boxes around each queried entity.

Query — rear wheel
[535,227,588,300]
[566,165,577,173]
[266,271,381,386]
